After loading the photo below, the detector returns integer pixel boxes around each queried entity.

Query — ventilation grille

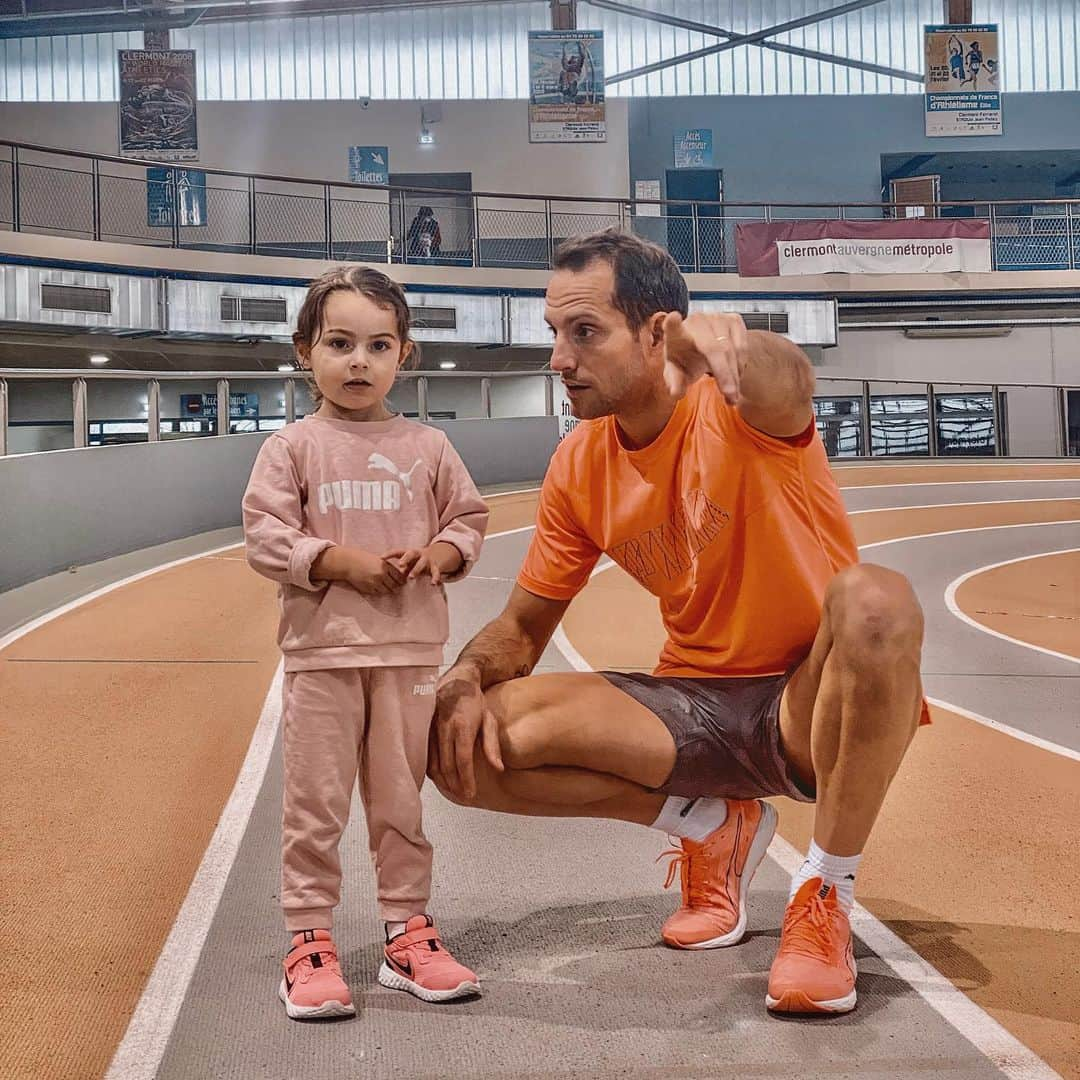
[410,305,457,330]
[738,312,789,333]
[40,283,112,314]
[220,296,289,323]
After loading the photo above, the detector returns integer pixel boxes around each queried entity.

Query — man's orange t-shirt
[518,377,860,679]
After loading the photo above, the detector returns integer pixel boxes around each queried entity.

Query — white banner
[776,237,991,276]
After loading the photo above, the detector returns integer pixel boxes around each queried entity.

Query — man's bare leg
[778,563,925,857]
[429,671,672,826]
[766,563,925,1014]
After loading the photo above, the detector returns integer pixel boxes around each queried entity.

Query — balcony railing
[3,141,1080,274]
[1,368,1076,460]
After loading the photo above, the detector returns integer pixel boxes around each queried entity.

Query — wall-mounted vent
[738,312,789,333]
[220,296,289,323]
[40,283,112,314]
[410,305,457,330]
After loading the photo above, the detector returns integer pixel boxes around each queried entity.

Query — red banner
[736,218,992,277]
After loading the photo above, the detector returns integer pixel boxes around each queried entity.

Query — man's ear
[648,310,668,350]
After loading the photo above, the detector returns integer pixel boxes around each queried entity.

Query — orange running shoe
[766,877,857,1015]
[379,915,481,1003]
[279,930,355,1020]
[658,798,778,949]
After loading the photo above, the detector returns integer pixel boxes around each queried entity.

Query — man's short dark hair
[552,227,690,330]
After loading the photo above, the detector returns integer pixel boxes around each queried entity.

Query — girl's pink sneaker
[279,930,355,1019]
[379,915,481,1002]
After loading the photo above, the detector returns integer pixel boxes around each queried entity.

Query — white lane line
[550,614,1064,1080]
[925,697,1080,764]
[833,461,1079,470]
[850,496,1079,514]
[943,548,1080,668]
[0,541,243,653]
[485,486,542,499]
[859,520,1080,552]
[104,663,284,1080]
[488,524,536,539]
[765,835,1063,1080]
[839,478,1080,491]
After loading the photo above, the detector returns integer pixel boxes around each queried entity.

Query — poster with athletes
[528,30,606,143]
[924,25,1001,137]
[118,49,199,160]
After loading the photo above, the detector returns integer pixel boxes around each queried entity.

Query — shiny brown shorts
[600,670,814,803]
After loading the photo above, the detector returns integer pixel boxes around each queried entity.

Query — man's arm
[662,312,815,439]
[434,586,570,798]
[450,585,569,688]
[736,328,816,438]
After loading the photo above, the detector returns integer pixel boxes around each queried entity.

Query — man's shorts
[600,670,814,803]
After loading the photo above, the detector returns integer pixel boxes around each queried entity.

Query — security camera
[359,97,371,109]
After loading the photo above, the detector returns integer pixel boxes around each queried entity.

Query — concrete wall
[0,414,557,592]
[0,98,631,200]
[628,93,1080,206]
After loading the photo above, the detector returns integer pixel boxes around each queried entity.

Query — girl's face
[299,290,412,422]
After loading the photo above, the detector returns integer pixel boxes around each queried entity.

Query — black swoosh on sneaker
[285,973,294,993]
[389,954,413,978]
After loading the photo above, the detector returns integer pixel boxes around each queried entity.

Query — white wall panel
[2,1,1078,102]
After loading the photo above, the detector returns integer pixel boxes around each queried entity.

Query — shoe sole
[663,800,780,951]
[278,977,355,1019]
[377,961,481,1003]
[765,988,857,1015]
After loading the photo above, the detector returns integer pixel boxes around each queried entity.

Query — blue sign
[147,168,207,227]
[673,128,713,169]
[348,146,389,184]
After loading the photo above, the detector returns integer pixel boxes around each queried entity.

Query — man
[430,229,926,1015]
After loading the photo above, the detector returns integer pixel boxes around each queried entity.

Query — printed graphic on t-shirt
[314,455,424,514]
[368,453,423,502]
[608,488,731,587]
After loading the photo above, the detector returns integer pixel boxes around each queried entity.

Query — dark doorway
[389,171,473,266]
[665,169,724,272]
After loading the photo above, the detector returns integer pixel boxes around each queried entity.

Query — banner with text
[924,24,1001,137]
[118,49,198,160]
[528,30,606,143]
[736,219,991,276]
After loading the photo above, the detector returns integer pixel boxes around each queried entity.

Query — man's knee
[825,564,924,662]
[484,679,554,771]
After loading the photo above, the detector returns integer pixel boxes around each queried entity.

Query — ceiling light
[439,360,457,370]
[89,354,110,365]
[278,363,295,372]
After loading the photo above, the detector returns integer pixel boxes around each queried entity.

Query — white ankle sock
[789,840,861,913]
[385,920,407,940]
[650,796,728,842]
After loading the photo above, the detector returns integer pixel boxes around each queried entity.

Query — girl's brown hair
[291,266,417,403]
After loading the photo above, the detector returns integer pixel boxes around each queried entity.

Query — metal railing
[1,368,1076,460]
[4,141,1080,273]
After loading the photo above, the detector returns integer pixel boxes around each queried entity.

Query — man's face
[544,261,660,420]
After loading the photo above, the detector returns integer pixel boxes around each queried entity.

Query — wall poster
[118,49,199,160]
[528,30,606,143]
[924,25,1001,137]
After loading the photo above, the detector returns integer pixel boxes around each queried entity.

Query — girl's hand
[343,549,408,595]
[386,542,462,586]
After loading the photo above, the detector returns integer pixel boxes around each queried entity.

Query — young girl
[242,266,489,1019]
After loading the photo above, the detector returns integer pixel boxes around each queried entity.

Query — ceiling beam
[602,0,896,86]
[945,0,973,22]
[586,0,923,84]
